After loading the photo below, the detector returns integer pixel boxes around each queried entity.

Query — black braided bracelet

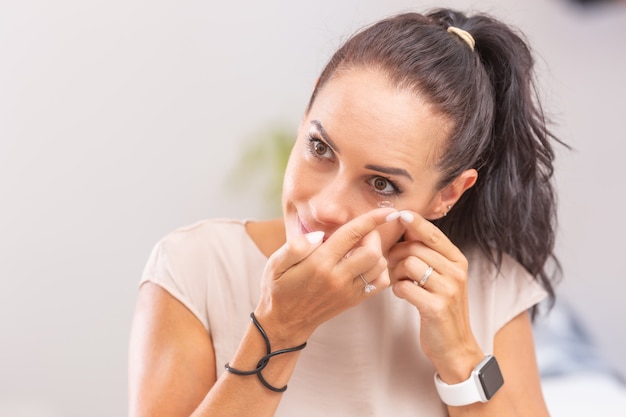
[225,312,307,393]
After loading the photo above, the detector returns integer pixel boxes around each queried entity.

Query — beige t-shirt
[141,218,547,416]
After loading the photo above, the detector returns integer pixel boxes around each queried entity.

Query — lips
[297,215,329,242]
[297,215,313,236]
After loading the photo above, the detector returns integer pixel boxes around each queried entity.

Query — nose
[308,177,359,228]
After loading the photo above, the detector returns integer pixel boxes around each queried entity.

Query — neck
[245,218,286,257]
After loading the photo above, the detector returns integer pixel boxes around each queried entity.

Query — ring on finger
[414,266,433,287]
[359,274,376,294]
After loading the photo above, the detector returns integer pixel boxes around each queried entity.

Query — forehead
[307,67,451,170]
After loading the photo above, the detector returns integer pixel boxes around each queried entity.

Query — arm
[438,311,549,417]
[128,282,303,417]
[490,310,549,416]
[129,208,399,417]
[128,282,216,417]
[388,210,549,417]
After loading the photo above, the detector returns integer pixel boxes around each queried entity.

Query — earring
[443,205,452,217]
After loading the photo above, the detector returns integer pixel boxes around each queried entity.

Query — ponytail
[430,10,565,315]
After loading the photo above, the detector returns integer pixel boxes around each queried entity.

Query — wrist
[432,347,484,384]
[253,308,313,350]
[434,355,505,406]
[226,312,307,393]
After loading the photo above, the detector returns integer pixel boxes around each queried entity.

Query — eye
[314,141,329,156]
[367,176,400,195]
[307,136,334,160]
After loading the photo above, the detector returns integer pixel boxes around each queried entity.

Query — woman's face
[282,67,452,251]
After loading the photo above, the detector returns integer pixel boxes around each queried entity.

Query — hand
[255,208,399,349]
[387,210,483,382]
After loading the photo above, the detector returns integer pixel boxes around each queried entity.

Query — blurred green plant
[225,124,295,217]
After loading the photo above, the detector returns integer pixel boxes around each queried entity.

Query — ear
[424,169,478,220]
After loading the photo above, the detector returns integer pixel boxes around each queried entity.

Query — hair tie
[447,26,475,51]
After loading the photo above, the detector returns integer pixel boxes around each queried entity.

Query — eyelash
[306,134,335,161]
[367,176,402,196]
[305,134,403,197]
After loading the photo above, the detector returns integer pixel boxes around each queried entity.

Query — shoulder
[465,245,545,298]
[141,218,254,288]
[140,218,263,331]
[145,218,269,279]
[152,218,256,259]
[465,245,530,281]
[158,218,248,247]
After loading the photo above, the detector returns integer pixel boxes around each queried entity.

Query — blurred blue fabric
[534,298,622,382]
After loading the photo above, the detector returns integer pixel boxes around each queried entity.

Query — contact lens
[377,200,394,208]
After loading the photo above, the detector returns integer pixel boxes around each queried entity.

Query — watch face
[478,356,504,400]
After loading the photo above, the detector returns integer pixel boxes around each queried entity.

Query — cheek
[281,169,297,210]
[282,151,311,204]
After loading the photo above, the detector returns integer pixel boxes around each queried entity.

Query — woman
[129,8,562,417]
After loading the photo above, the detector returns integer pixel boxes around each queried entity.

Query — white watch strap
[433,371,484,407]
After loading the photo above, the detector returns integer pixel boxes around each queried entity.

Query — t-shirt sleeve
[492,253,548,331]
[140,231,210,331]
[468,247,548,353]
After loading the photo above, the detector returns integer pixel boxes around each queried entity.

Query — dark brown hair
[308,9,564,314]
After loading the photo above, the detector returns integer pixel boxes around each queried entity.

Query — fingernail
[385,211,401,222]
[305,231,324,244]
[399,211,414,223]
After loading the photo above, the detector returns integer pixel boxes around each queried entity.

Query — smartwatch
[434,355,504,406]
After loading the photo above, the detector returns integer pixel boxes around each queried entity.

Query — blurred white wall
[1,1,624,416]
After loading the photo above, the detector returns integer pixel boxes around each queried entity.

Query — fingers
[386,210,480,370]
[268,207,399,300]
[268,231,325,276]
[334,212,396,294]
[324,207,398,261]
[390,255,453,296]
[387,240,449,279]
[341,227,384,274]
[348,230,391,293]
[387,210,469,300]
[395,210,465,264]
[268,206,395,280]
[356,261,391,294]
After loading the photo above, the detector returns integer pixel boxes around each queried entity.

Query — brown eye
[307,137,334,160]
[373,177,388,190]
[367,176,400,196]
[314,141,328,156]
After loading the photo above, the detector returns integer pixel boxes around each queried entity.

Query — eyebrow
[365,164,414,181]
[311,120,341,153]
[311,119,413,182]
